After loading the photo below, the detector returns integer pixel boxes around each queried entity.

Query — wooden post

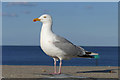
[96,59,98,66]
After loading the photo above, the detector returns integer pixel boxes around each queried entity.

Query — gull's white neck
[40,21,55,46]
[41,22,53,36]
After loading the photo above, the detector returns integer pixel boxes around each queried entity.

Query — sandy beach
[2,65,119,78]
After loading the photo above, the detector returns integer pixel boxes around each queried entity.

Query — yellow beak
[33,18,41,22]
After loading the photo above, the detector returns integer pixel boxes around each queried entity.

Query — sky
[2,2,118,46]
[1,0,120,2]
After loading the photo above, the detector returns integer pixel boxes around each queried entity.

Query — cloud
[2,11,31,17]
[43,9,50,13]
[23,11,31,14]
[2,13,18,17]
[42,9,50,14]
[85,5,93,9]
[7,2,36,7]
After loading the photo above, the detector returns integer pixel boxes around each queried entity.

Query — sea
[2,46,118,66]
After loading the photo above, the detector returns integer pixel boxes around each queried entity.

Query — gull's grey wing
[53,35,85,56]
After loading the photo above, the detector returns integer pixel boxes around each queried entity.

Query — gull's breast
[40,35,64,57]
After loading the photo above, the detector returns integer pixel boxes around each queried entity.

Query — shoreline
[2,65,119,78]
[2,64,118,66]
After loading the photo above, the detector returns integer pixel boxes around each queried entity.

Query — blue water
[2,46,118,66]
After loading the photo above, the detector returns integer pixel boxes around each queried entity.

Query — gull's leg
[58,60,62,74]
[53,58,57,74]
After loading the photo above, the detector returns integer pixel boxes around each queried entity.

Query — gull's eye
[44,16,47,18]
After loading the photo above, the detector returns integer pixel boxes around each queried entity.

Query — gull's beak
[33,18,41,22]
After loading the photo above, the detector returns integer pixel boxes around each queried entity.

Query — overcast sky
[2,2,118,46]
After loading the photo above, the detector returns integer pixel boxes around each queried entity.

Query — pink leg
[58,60,62,74]
[54,59,57,74]
[49,58,58,74]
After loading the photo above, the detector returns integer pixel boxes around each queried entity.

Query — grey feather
[53,35,85,57]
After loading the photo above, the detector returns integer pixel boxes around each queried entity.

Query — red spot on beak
[33,18,40,22]
[34,20,36,22]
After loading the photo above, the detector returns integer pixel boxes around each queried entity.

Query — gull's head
[33,14,52,23]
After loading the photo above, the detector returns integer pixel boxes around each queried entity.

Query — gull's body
[40,21,85,60]
[33,14,99,74]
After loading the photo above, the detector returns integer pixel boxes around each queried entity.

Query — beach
[2,65,118,78]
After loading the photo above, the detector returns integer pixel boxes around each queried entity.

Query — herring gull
[33,14,99,74]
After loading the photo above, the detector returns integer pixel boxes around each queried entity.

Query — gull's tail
[78,51,99,59]
[77,46,99,59]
